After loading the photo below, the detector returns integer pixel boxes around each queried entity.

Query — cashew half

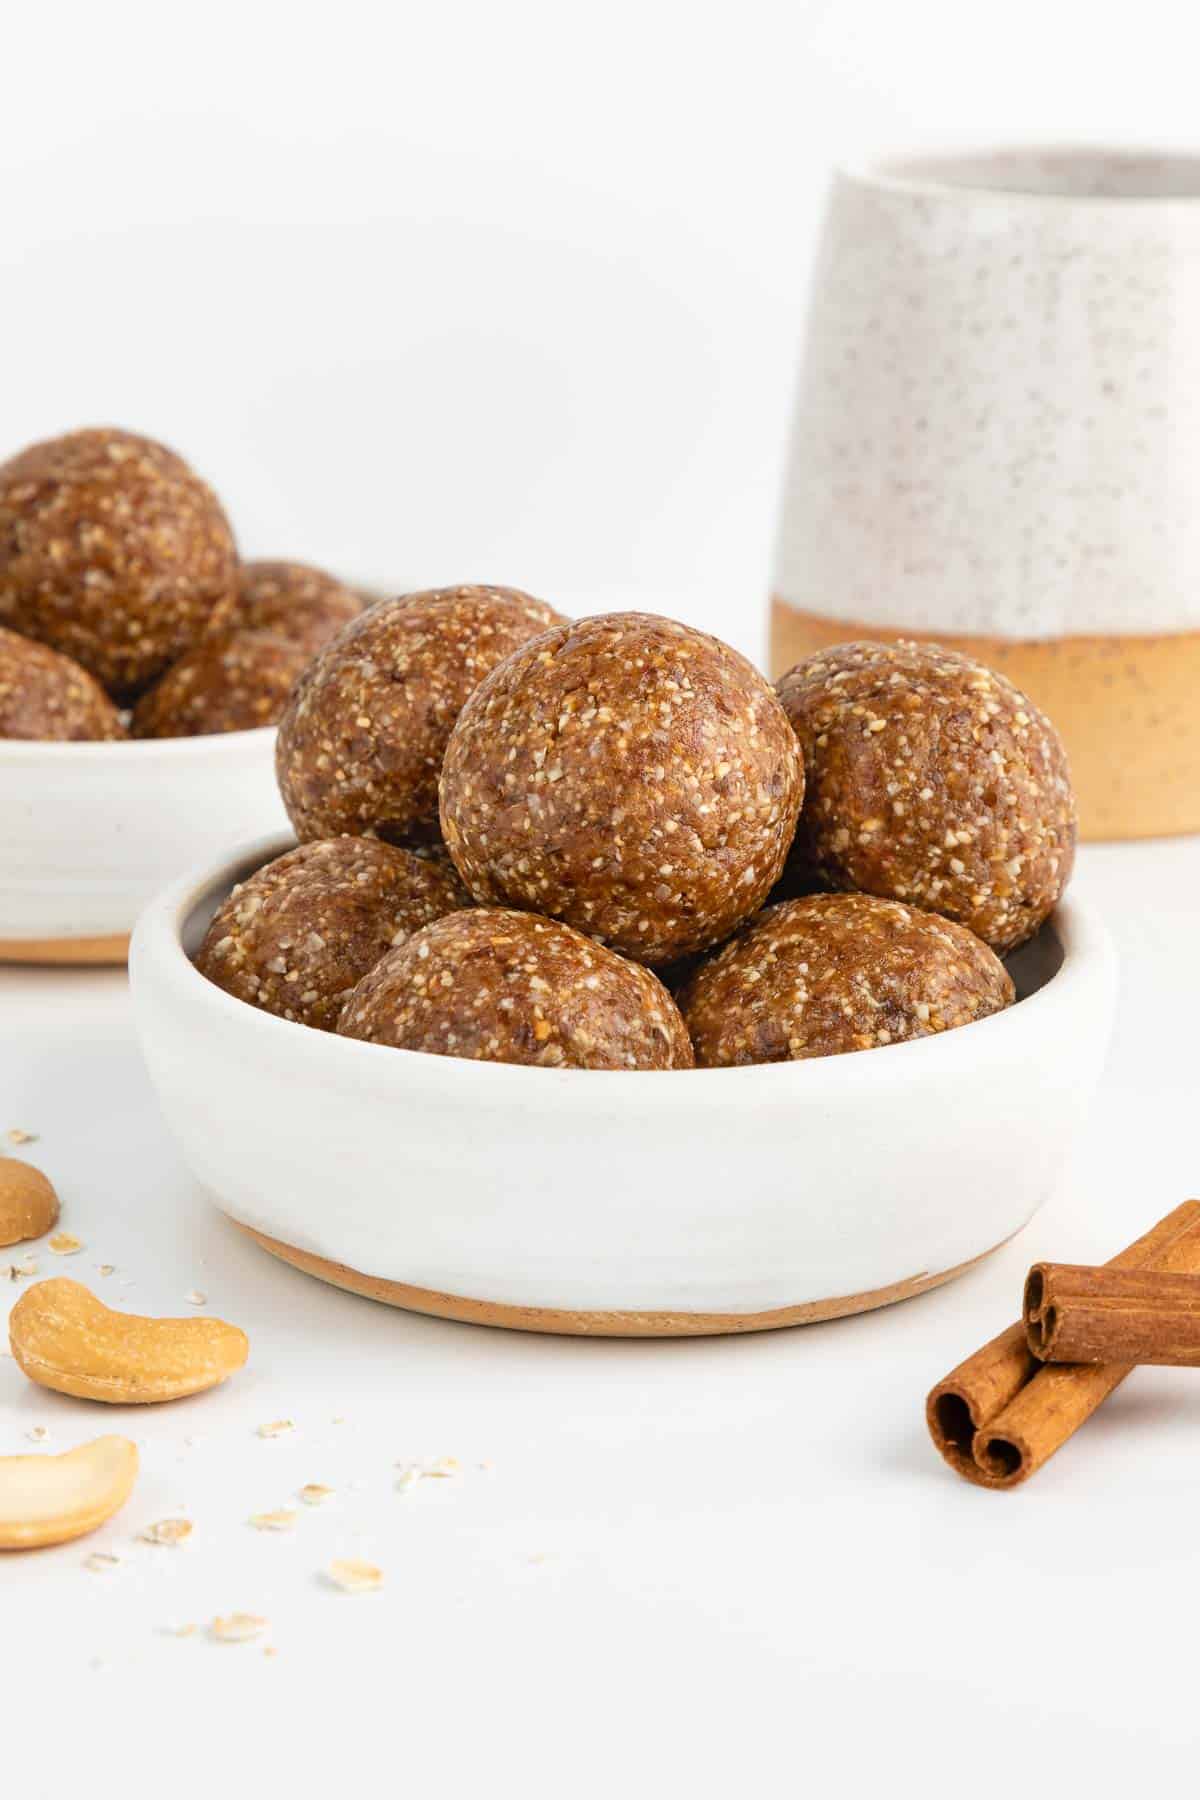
[9,1279,249,1404]
[0,1159,59,1247]
[0,1436,139,1549]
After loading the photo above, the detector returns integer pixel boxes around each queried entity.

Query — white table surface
[5,836,1199,1798]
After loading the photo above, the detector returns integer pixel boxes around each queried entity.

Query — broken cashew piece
[0,1436,139,1549]
[0,1159,59,1247]
[8,1278,249,1404]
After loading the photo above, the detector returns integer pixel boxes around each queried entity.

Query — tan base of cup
[239,1222,1004,1336]
[770,597,1200,843]
[0,933,130,966]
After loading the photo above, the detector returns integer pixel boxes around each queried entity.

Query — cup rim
[837,141,1200,209]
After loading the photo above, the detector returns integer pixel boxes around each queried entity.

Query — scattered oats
[424,1456,460,1479]
[48,1232,83,1256]
[27,1426,49,1443]
[6,1255,37,1280]
[5,1128,36,1146]
[185,1290,207,1306]
[257,1419,294,1439]
[96,1264,115,1278]
[299,1484,333,1506]
[326,1558,383,1593]
[395,1467,420,1494]
[140,1518,193,1547]
[249,1510,296,1532]
[209,1613,268,1644]
[162,1622,198,1639]
[84,1552,120,1573]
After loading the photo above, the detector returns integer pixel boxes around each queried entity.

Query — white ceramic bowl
[130,834,1117,1336]
[0,731,287,963]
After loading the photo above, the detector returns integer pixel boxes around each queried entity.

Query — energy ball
[776,641,1076,952]
[276,585,565,846]
[226,560,363,657]
[440,612,805,967]
[679,892,1014,1066]
[338,908,694,1071]
[194,837,469,1032]
[0,626,125,741]
[131,630,309,738]
[0,428,238,700]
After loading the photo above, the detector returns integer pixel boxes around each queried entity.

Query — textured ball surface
[195,838,469,1031]
[776,640,1075,951]
[679,892,1014,1066]
[337,908,694,1070]
[0,626,125,741]
[226,560,363,657]
[277,585,565,846]
[440,612,805,965]
[132,629,309,737]
[0,428,238,699]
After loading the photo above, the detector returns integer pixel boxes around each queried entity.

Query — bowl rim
[131,832,1116,1102]
[0,722,277,763]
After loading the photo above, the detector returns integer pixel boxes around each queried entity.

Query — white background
[6,0,1200,656]
[6,4,1200,1794]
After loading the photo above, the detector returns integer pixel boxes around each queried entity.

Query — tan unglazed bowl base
[240,1222,1005,1337]
[770,598,1200,843]
[0,933,130,966]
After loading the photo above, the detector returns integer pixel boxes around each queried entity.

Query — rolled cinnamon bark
[1025,1263,1200,1366]
[927,1201,1200,1487]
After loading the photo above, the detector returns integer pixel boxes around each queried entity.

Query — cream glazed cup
[0,730,286,964]
[130,833,1118,1337]
[771,144,1200,842]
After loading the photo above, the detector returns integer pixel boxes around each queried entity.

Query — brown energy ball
[776,641,1076,953]
[440,612,805,967]
[131,629,310,738]
[0,428,238,700]
[0,626,125,741]
[338,908,694,1070]
[194,837,469,1031]
[276,585,565,847]
[226,560,363,657]
[679,892,1014,1066]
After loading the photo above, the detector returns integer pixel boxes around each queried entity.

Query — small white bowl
[0,731,287,963]
[130,834,1117,1337]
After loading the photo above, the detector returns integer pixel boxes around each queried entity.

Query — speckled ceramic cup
[771,146,1200,841]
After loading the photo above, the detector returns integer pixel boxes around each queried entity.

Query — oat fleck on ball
[0,428,238,700]
[679,892,1014,1066]
[776,640,1076,952]
[0,626,126,741]
[226,560,363,657]
[276,585,565,846]
[131,630,310,738]
[439,612,805,967]
[195,838,469,1031]
[338,908,694,1070]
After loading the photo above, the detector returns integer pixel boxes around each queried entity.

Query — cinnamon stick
[927,1201,1200,1487]
[1025,1263,1200,1366]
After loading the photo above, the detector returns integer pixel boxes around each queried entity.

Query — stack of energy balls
[196,594,1077,1071]
[0,428,363,740]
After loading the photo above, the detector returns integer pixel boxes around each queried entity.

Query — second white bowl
[0,730,287,963]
